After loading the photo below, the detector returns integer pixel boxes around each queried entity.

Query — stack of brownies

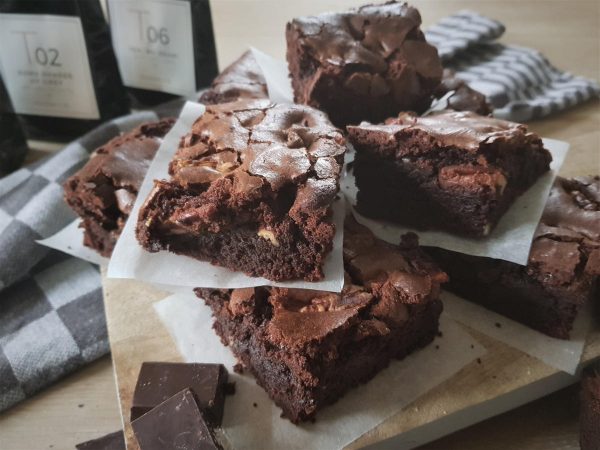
[64,0,599,446]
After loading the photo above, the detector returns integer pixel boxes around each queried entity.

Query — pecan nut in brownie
[136,100,346,282]
[196,217,447,422]
[64,119,174,256]
[427,176,600,339]
[286,1,443,127]
[200,50,268,105]
[347,110,552,237]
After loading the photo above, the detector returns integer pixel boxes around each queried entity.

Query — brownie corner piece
[348,110,552,237]
[197,216,446,422]
[64,118,174,256]
[199,50,268,105]
[136,100,346,281]
[285,1,442,127]
[425,175,600,339]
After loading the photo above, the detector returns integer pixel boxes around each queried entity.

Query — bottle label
[0,14,100,120]
[108,0,196,96]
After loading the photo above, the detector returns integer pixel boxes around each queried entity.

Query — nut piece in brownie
[196,217,447,422]
[426,176,600,339]
[64,119,174,256]
[433,69,492,116]
[347,110,552,237]
[581,362,600,450]
[136,100,346,281]
[200,50,268,105]
[286,1,443,127]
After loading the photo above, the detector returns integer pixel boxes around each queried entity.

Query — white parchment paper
[107,101,346,292]
[37,220,108,266]
[442,291,591,375]
[154,291,486,450]
[342,138,568,266]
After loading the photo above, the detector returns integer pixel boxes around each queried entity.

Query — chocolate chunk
[75,431,125,450]
[132,388,222,450]
[131,362,228,426]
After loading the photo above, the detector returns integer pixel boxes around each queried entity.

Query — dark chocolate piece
[347,110,552,237]
[426,176,600,339]
[196,217,447,422]
[75,430,125,450]
[132,388,222,450]
[64,118,174,256]
[286,1,443,127]
[581,362,600,450]
[136,100,346,281]
[131,362,228,425]
[434,69,492,116]
[200,50,268,105]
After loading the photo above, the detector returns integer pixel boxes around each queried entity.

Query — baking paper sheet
[37,220,108,266]
[442,291,591,374]
[154,291,487,450]
[342,138,568,266]
[107,101,346,292]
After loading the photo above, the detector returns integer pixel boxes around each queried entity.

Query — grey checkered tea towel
[425,10,600,121]
[0,111,161,412]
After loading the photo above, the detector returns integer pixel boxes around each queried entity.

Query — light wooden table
[0,1,598,449]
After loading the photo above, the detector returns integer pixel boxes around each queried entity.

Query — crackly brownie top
[67,118,174,215]
[223,218,447,348]
[349,110,546,152]
[168,100,345,215]
[529,176,600,285]
[199,50,268,105]
[287,1,442,89]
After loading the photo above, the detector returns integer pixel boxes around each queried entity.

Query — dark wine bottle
[0,76,28,176]
[0,0,130,142]
[107,0,218,109]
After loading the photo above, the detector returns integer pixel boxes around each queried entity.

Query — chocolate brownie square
[196,217,447,422]
[581,361,600,450]
[286,1,443,127]
[136,100,346,281]
[200,50,268,105]
[347,110,552,237]
[426,176,600,339]
[64,119,174,256]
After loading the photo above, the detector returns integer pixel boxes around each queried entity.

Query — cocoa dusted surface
[195,217,447,423]
[200,50,268,105]
[286,1,443,127]
[136,100,346,282]
[64,119,175,257]
[347,110,552,237]
[426,176,600,339]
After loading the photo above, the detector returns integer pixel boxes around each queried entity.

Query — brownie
[286,1,443,127]
[64,119,174,256]
[581,361,600,450]
[76,431,125,450]
[433,69,492,116]
[195,217,447,422]
[426,176,600,339]
[136,100,346,281]
[200,50,268,105]
[131,362,229,425]
[347,110,552,237]
[132,388,223,450]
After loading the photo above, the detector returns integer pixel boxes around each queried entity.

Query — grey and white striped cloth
[425,10,600,121]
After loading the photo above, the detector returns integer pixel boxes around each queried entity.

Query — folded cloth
[1,10,598,413]
[425,10,600,121]
[0,111,160,412]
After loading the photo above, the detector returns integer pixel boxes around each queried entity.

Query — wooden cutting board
[102,272,600,450]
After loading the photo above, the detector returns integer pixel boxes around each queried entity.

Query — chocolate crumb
[435,345,440,350]
[495,322,502,328]
[234,363,244,374]
[78,404,84,408]
[436,331,443,337]
[470,344,474,349]
[253,402,258,408]
[476,358,482,364]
